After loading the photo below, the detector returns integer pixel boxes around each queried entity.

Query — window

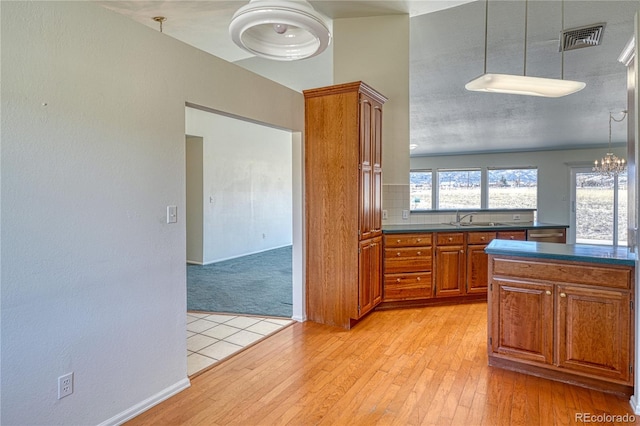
[437,169,481,209]
[488,168,537,209]
[410,170,432,210]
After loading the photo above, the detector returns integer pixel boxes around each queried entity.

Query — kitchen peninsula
[485,239,636,394]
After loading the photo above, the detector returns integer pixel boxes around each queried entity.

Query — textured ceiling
[99,0,638,156]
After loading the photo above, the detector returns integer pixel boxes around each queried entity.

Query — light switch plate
[167,205,177,223]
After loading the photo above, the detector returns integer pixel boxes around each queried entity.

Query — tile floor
[187,312,294,376]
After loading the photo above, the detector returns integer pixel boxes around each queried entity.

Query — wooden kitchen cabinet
[434,233,465,297]
[490,278,554,364]
[383,233,433,301]
[358,236,383,317]
[488,254,634,393]
[557,284,631,383]
[304,82,387,329]
[466,231,496,294]
[496,230,526,241]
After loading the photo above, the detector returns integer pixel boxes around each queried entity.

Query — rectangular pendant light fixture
[465,73,586,97]
[466,0,585,98]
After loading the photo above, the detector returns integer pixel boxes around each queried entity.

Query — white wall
[186,136,204,264]
[333,15,411,186]
[1,2,304,425]
[185,107,293,264]
[410,146,628,225]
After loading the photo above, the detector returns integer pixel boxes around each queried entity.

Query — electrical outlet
[512,214,521,221]
[402,210,409,220]
[382,210,388,220]
[58,372,73,399]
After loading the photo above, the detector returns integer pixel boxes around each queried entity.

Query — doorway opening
[185,107,294,317]
[184,106,300,376]
[569,167,628,246]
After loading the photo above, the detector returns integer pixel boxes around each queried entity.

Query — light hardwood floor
[128,303,639,425]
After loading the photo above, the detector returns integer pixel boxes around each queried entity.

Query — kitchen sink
[443,221,512,227]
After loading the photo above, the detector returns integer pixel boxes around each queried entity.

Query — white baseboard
[291,315,306,322]
[200,244,293,265]
[630,395,640,415]
[98,378,190,426]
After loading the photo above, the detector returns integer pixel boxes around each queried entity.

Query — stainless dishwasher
[526,228,567,243]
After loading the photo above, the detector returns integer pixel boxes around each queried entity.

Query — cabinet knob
[545,290,551,295]
[481,237,486,241]
[560,293,567,298]
[417,239,422,242]
[396,278,401,283]
[397,252,401,256]
[510,236,515,240]
[417,276,421,281]
[448,237,453,242]
[460,250,464,254]
[417,251,422,256]
[397,239,401,243]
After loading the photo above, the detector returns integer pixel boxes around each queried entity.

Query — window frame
[409,165,539,212]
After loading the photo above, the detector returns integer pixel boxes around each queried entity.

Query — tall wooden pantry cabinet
[303,81,387,329]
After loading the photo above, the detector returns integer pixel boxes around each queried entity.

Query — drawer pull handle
[417,276,421,281]
[417,238,422,242]
[545,290,551,295]
[396,278,401,283]
[396,252,401,256]
[560,293,567,298]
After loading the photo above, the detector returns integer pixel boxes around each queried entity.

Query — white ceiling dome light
[229,0,332,61]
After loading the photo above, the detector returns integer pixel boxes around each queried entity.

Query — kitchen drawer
[384,272,433,300]
[497,230,526,241]
[468,231,496,244]
[492,258,631,289]
[384,248,432,273]
[436,232,464,245]
[384,233,432,247]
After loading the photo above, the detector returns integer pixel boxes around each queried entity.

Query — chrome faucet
[455,211,477,224]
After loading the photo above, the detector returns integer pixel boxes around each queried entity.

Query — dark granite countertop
[382,221,567,234]
[485,239,636,266]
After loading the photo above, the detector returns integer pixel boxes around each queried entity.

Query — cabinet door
[358,236,382,318]
[359,96,373,240]
[490,278,554,364]
[435,245,465,297]
[371,103,383,235]
[557,285,631,383]
[467,244,489,294]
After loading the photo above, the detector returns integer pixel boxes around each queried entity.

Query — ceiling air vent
[559,23,606,52]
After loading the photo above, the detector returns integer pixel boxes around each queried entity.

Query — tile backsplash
[382,184,535,225]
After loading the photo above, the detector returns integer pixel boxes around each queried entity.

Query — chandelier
[593,111,628,176]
